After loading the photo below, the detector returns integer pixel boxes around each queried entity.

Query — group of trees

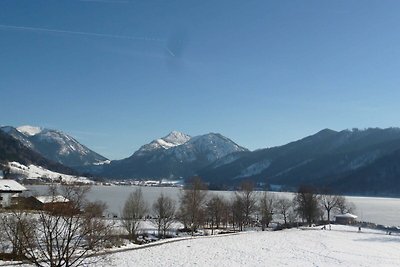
[177,179,274,233]
[121,188,178,240]
[121,178,355,240]
[294,186,355,226]
[0,185,113,267]
[122,188,178,240]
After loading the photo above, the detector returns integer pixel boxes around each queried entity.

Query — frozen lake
[26,185,400,227]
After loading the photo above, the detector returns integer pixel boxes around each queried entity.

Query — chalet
[335,213,358,225]
[0,179,27,208]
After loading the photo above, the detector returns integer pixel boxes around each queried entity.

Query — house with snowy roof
[335,213,358,225]
[27,195,71,213]
[0,179,27,208]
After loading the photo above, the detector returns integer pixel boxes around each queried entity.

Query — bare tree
[275,197,293,225]
[2,185,112,267]
[0,210,35,260]
[220,198,231,229]
[231,196,244,231]
[206,195,226,234]
[82,201,111,250]
[179,177,208,234]
[152,193,176,238]
[320,193,340,223]
[294,186,321,226]
[122,188,148,241]
[259,192,274,231]
[84,201,107,218]
[336,195,355,214]
[234,181,258,229]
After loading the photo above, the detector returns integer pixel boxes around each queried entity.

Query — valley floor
[94,225,400,267]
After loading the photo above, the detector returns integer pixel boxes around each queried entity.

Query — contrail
[165,47,176,57]
[0,24,164,43]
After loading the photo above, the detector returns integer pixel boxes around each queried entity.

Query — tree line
[0,178,354,266]
[121,177,355,240]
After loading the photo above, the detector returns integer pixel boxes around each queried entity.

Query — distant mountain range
[0,126,108,168]
[1,125,400,196]
[198,128,400,195]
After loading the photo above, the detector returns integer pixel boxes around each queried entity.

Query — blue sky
[1,0,400,159]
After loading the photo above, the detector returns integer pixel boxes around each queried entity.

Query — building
[27,195,70,211]
[0,179,27,208]
[335,213,358,225]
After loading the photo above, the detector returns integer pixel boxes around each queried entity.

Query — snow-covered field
[8,162,92,184]
[95,225,400,267]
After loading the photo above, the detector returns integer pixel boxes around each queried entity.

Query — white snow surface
[162,131,191,146]
[8,162,92,184]
[169,133,247,162]
[93,160,111,166]
[16,125,43,136]
[94,225,400,267]
[136,131,191,155]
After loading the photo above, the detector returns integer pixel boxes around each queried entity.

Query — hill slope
[1,125,108,168]
[0,130,76,176]
[198,128,400,194]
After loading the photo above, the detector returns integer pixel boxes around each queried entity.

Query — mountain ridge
[0,130,77,176]
[100,132,248,179]
[2,124,400,196]
[198,127,400,195]
[0,125,108,168]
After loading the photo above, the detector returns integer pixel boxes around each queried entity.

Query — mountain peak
[162,131,191,145]
[17,125,43,136]
[135,131,191,156]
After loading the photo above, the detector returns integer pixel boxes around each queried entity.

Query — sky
[1,0,400,160]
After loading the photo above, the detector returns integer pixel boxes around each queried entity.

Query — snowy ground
[8,161,92,184]
[93,225,400,267]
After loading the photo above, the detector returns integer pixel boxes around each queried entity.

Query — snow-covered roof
[35,195,70,204]
[0,180,27,192]
[335,213,358,219]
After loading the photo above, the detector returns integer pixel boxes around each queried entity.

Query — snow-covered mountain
[101,132,248,179]
[0,129,76,176]
[166,133,246,163]
[135,131,191,156]
[0,125,108,168]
